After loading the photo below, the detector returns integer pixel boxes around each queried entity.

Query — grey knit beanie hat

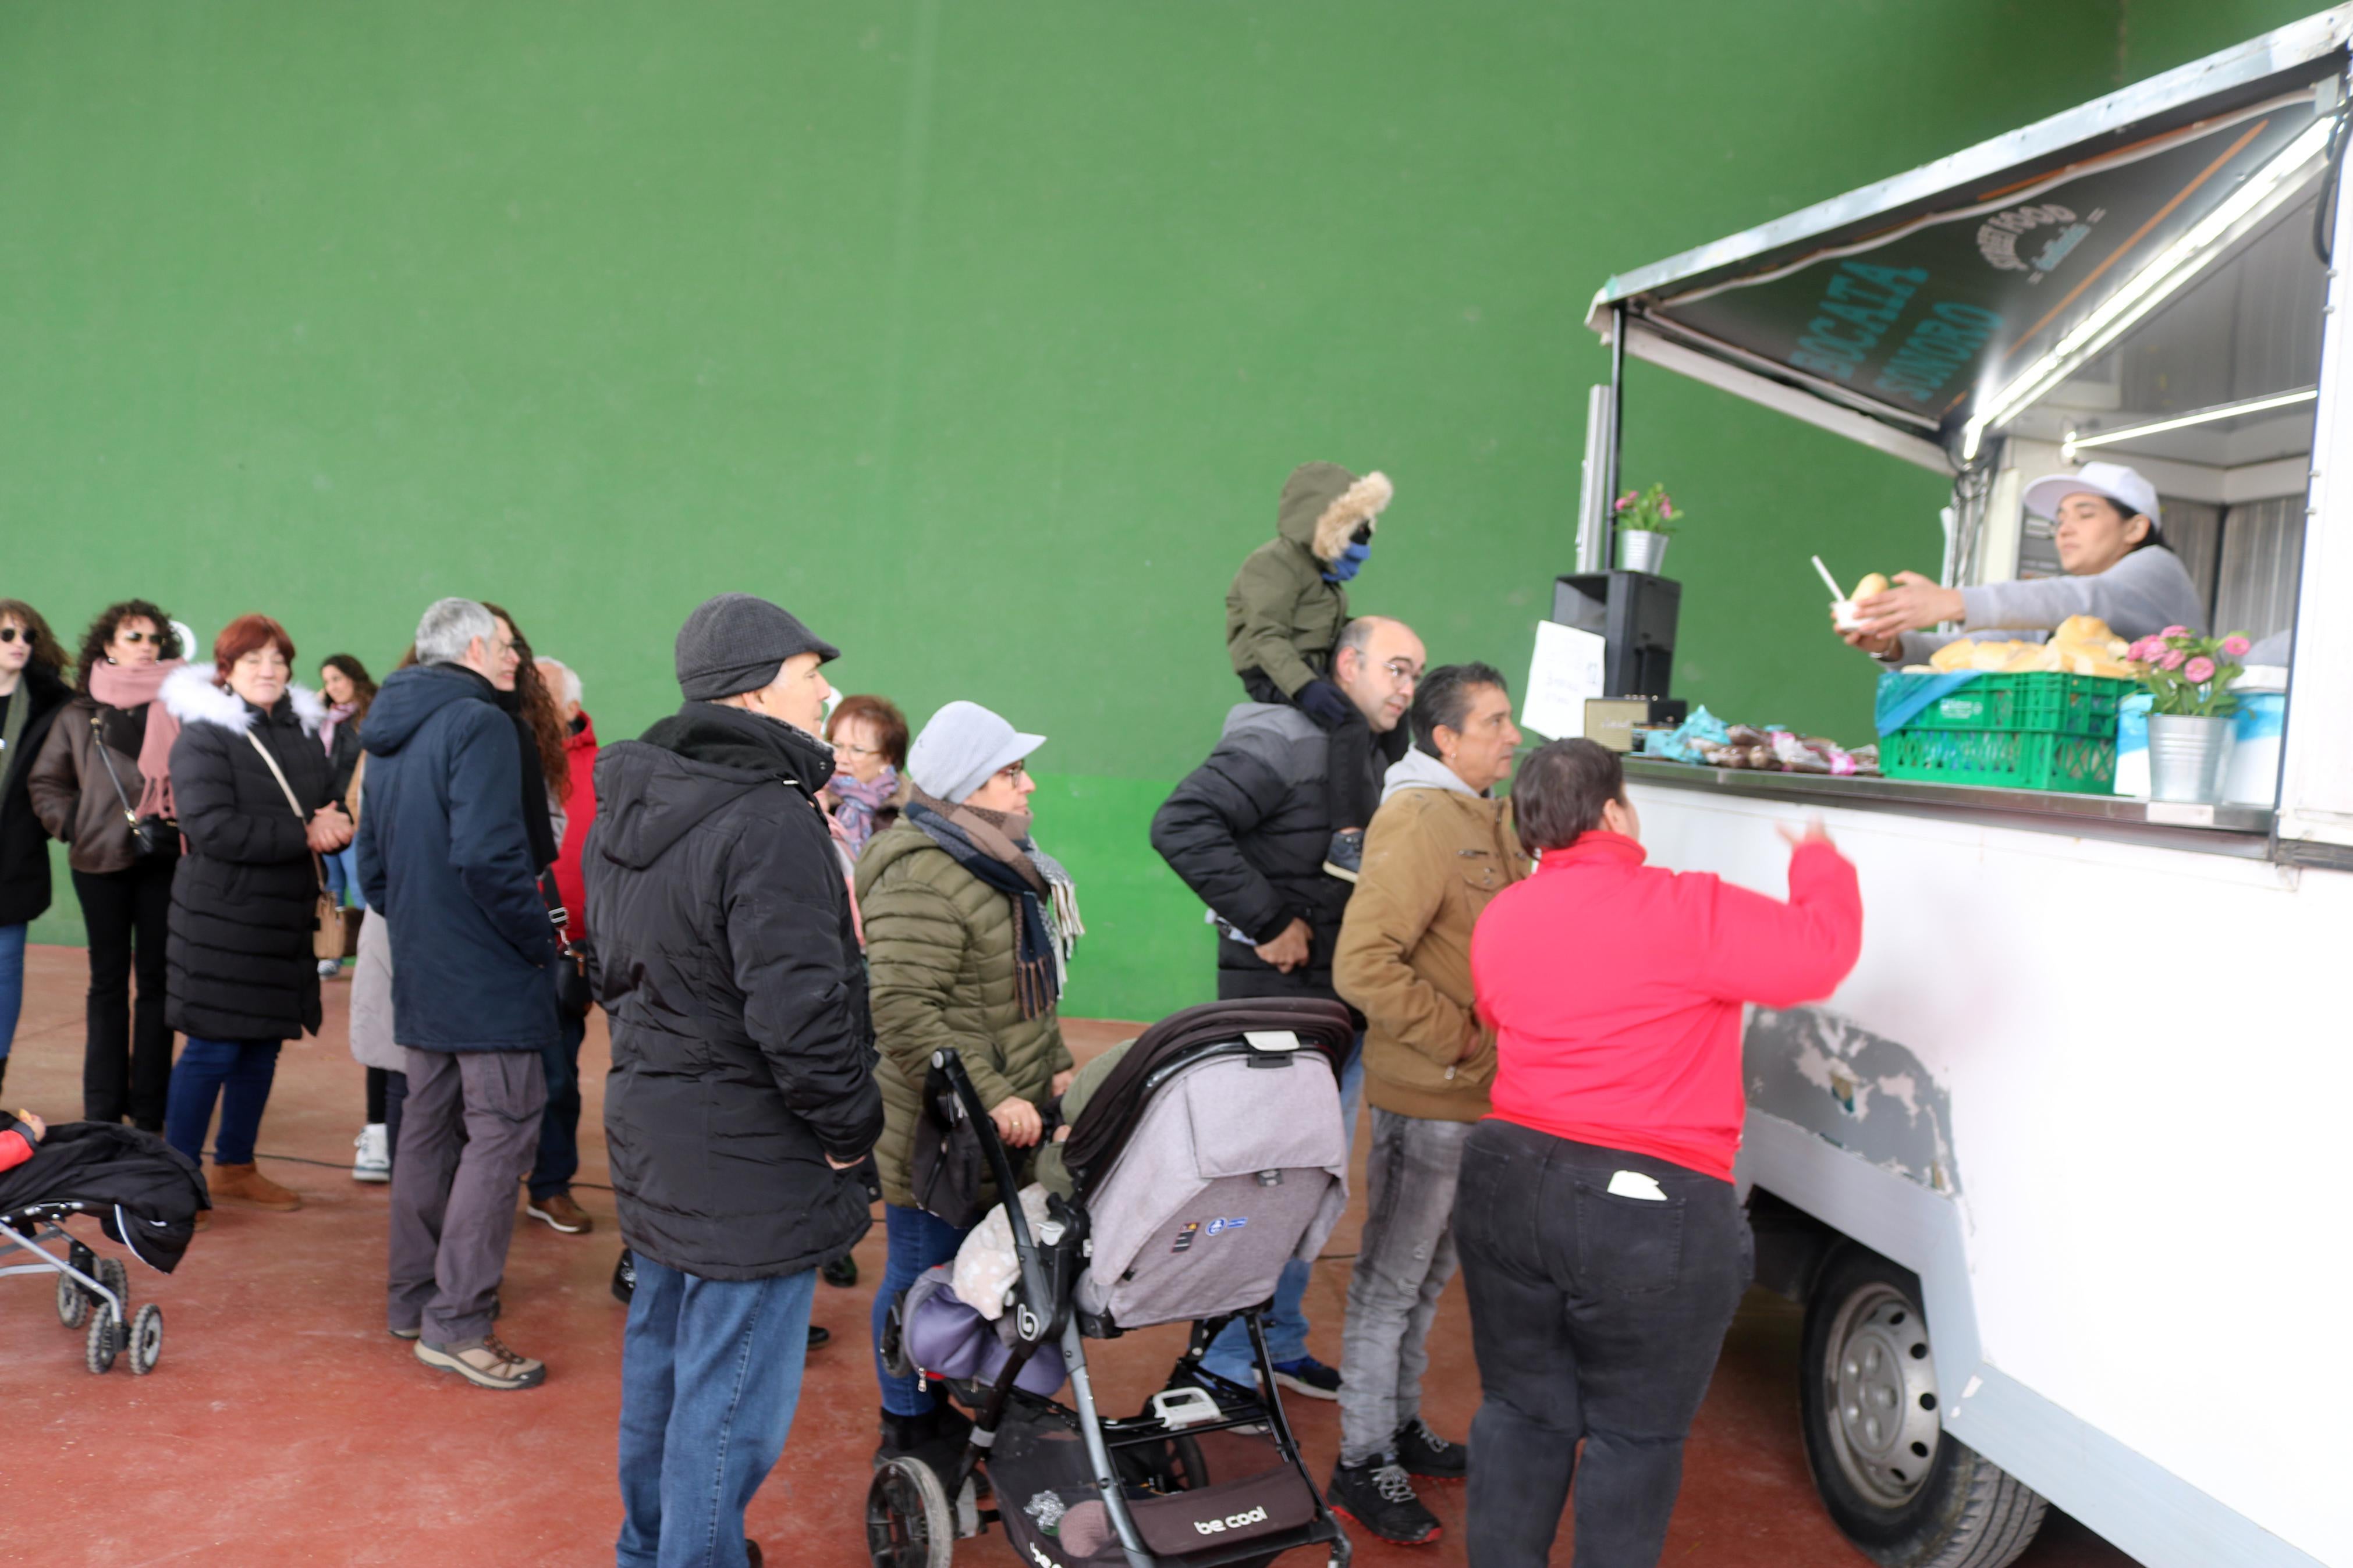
[673,593,840,701]
[907,701,1046,803]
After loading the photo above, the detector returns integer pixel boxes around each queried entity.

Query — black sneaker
[1322,829,1365,883]
[612,1248,637,1305]
[821,1254,859,1288]
[1327,1457,1440,1545]
[1394,1417,1467,1480]
[1265,1354,1343,1400]
[808,1324,832,1350]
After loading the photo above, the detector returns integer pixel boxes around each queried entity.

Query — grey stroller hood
[1073,1019,1351,1331]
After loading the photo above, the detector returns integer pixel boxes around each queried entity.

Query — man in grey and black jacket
[587,592,883,1568]
[1148,613,1423,1398]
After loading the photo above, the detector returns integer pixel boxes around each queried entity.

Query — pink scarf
[320,701,357,755]
[85,658,187,820]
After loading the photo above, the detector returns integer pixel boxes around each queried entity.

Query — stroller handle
[929,1048,1059,1347]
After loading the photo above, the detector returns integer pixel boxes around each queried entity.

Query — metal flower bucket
[2146,713,2233,803]
[1617,528,1670,574]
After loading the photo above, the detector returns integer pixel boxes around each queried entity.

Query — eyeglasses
[995,760,1029,781]
[1380,659,1423,687]
[116,629,156,645]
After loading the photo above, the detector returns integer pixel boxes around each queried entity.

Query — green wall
[1,2,2325,1015]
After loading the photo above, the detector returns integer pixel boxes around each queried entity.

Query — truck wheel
[1800,1246,2048,1568]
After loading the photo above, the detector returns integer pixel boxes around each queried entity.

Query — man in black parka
[358,596,558,1392]
[587,593,882,1568]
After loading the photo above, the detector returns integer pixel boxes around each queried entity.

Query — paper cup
[1833,599,1863,631]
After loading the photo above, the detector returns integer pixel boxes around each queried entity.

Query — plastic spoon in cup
[1811,556,1846,600]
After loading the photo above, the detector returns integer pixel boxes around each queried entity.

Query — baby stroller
[869,997,1358,1568]
[0,1122,208,1375]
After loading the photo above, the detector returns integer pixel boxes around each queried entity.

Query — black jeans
[72,860,177,1128]
[527,1008,585,1201]
[1452,1120,1753,1568]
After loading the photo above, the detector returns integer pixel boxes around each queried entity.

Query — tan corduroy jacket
[1334,751,1527,1122]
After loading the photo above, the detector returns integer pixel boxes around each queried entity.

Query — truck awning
[1588,9,2353,472]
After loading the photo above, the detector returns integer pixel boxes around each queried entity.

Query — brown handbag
[246,730,347,963]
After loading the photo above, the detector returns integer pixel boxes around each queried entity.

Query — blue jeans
[1199,1041,1364,1381]
[164,1037,283,1166]
[0,923,26,1061]
[527,1008,586,1200]
[322,845,366,909]
[870,1203,971,1416]
[617,1254,817,1568]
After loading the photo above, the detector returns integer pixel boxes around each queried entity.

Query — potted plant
[1614,482,1680,574]
[2127,626,2252,803]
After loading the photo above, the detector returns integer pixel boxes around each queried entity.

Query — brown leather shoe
[526,1192,593,1234]
[210,1161,303,1211]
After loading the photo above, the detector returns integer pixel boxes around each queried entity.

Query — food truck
[1570,12,2353,1568]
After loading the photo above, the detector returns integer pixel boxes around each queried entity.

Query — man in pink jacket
[1460,738,1862,1568]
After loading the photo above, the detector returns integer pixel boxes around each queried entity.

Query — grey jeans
[1337,1108,1477,1464]
[386,1047,547,1346]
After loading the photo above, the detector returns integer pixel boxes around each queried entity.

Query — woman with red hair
[157,615,350,1215]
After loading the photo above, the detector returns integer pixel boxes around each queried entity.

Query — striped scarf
[904,786,1084,1019]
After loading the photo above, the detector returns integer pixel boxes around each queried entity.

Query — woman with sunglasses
[26,600,189,1130]
[0,601,73,1100]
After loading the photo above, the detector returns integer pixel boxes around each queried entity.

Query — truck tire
[1800,1245,2047,1568]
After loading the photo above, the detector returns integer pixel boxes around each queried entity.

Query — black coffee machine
[1550,571,1680,705]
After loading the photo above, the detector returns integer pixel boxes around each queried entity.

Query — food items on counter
[1914,616,2136,678]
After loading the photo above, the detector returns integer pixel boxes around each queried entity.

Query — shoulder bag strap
[246,729,329,894]
[90,712,143,827]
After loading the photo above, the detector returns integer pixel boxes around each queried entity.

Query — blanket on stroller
[0,1123,210,1273]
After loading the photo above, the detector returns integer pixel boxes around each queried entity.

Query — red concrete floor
[1,943,2138,1568]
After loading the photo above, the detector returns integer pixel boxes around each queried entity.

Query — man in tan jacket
[1326,662,1525,1545]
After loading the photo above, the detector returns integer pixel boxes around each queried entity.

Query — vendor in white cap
[1837,460,2208,665]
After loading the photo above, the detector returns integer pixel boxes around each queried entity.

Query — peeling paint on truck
[1745,1007,1960,1195]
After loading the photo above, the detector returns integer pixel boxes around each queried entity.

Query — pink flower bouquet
[1614,482,1683,537]
[2127,628,2248,717]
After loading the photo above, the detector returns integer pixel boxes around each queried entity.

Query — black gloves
[1296,679,1354,730]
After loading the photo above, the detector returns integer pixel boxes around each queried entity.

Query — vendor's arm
[1850,549,2206,664]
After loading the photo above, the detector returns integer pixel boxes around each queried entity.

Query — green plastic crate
[1888,671,2135,738]
[1880,727,2119,792]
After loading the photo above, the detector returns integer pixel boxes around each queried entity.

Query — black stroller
[869,998,1358,1568]
[0,1122,208,1375]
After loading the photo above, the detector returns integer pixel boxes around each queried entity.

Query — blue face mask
[1322,540,1372,584]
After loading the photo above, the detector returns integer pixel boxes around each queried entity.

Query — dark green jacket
[1224,462,1389,696]
[857,819,1073,1208]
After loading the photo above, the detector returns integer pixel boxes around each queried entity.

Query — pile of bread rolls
[1907,615,2138,678]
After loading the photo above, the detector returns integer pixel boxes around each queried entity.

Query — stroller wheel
[98,1257,130,1313]
[879,1295,912,1380]
[56,1270,91,1331]
[86,1306,121,1375]
[866,1455,955,1568]
[129,1304,164,1375]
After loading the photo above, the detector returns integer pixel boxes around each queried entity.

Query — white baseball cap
[2022,461,2160,528]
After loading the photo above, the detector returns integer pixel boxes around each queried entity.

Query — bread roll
[1852,572,1891,601]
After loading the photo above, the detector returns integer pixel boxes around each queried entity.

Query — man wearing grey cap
[857,698,1084,1473]
[587,592,885,1568]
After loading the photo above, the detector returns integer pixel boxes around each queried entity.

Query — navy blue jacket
[356,663,558,1052]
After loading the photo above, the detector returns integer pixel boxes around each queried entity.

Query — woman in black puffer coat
[160,615,350,1215]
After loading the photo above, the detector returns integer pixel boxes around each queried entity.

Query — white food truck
[1568,13,2353,1568]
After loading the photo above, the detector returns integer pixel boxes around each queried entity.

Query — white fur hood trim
[161,663,325,735]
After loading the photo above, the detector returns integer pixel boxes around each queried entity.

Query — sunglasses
[116,629,157,644]
[0,627,22,643]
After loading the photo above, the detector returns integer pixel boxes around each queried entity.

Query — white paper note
[1522,620,1608,739]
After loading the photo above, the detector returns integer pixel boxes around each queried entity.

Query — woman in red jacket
[1458,739,1861,1568]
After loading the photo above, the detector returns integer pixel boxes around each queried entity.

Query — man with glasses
[1151,613,1425,1399]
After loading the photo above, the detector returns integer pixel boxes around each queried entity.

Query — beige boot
[210,1161,302,1211]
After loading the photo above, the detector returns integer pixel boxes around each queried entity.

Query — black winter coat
[586,702,883,1282]
[0,665,70,928]
[1150,702,1386,1004]
[162,670,333,1041]
[355,664,557,1053]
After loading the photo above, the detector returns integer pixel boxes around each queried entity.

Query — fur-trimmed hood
[161,662,325,735]
[1277,461,1393,565]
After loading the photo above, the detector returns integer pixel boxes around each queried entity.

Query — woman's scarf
[905,785,1084,1019]
[825,765,899,852]
[320,700,357,756]
[86,657,187,820]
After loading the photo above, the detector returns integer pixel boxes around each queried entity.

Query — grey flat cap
[907,701,1045,803]
[674,593,841,701]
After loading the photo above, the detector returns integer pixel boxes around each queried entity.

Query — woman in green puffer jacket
[857,699,1082,1470]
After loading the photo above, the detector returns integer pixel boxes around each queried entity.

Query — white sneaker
[318,958,343,979]
[353,1123,391,1183]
